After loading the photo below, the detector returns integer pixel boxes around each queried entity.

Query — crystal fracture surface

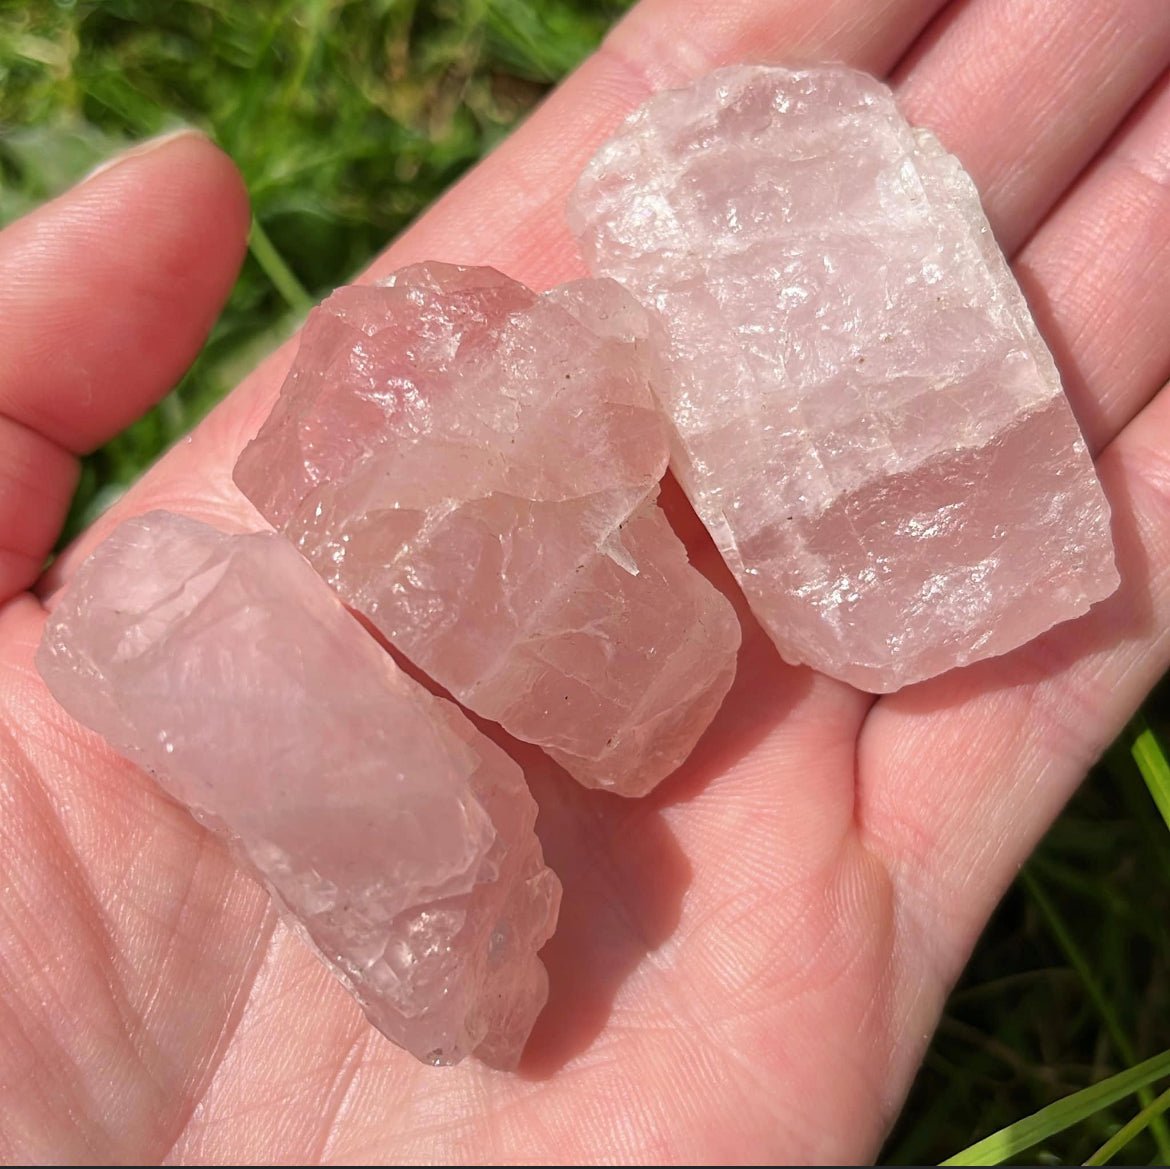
[235,264,740,794]
[36,512,560,1067]
[569,65,1118,691]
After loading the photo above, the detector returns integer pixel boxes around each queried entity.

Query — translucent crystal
[36,511,560,1067]
[234,264,740,793]
[568,64,1119,692]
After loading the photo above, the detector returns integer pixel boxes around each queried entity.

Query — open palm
[3,0,1170,1161]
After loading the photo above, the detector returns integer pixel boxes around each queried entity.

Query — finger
[0,131,249,601]
[1014,72,1170,452]
[0,131,249,452]
[0,426,76,602]
[896,0,1170,255]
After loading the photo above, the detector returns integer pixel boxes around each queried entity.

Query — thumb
[0,130,250,602]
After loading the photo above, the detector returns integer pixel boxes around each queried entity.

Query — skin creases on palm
[1,0,1169,1162]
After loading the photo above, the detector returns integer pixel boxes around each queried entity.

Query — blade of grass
[940,1048,1170,1165]
[1020,868,1170,1162]
[1083,1084,1170,1165]
[248,217,313,316]
[1131,722,1170,833]
[1119,739,1170,886]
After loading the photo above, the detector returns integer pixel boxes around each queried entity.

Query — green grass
[940,1048,1170,1166]
[3,2,1169,1163]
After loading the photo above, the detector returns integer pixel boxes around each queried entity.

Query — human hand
[3,0,1169,1161]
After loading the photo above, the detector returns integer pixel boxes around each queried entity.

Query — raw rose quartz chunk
[568,64,1119,692]
[36,511,560,1068]
[234,263,740,795]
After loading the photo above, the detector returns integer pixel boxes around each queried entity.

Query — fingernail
[80,128,209,185]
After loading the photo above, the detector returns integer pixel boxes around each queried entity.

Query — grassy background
[2,2,1168,1162]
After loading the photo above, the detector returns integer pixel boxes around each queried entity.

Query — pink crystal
[36,511,560,1067]
[234,263,740,794]
[568,65,1119,692]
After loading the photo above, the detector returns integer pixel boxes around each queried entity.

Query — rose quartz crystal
[569,65,1119,692]
[36,511,560,1067]
[234,263,740,795]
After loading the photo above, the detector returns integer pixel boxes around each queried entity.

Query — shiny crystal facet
[36,511,560,1067]
[568,64,1118,692]
[234,264,740,794]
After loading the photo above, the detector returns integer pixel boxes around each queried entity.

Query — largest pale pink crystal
[234,263,740,795]
[36,511,560,1067]
[569,65,1119,691]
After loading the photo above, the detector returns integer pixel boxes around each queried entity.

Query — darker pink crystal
[234,263,740,794]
